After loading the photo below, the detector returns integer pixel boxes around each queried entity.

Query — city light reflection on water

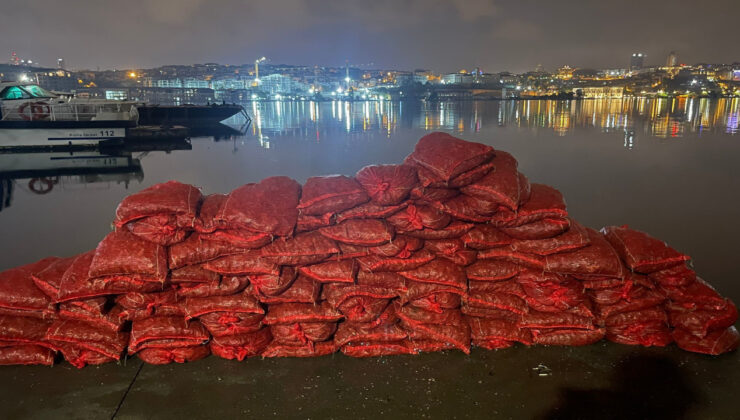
[236,97,739,142]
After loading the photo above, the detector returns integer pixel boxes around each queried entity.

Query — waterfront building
[630,53,645,71]
[666,51,678,67]
[578,86,625,98]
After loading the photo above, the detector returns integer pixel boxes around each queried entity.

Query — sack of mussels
[0,132,737,367]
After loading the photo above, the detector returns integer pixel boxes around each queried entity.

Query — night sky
[3,0,739,72]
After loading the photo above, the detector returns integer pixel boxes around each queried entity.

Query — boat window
[22,85,55,98]
[0,86,32,100]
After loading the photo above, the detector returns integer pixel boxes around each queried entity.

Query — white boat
[0,82,138,149]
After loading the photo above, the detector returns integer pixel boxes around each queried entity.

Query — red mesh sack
[606,322,673,347]
[396,305,464,325]
[317,220,394,248]
[0,344,55,366]
[248,267,297,297]
[659,278,726,308]
[413,160,494,189]
[261,341,337,358]
[181,290,263,320]
[492,184,568,227]
[56,252,162,303]
[263,302,344,325]
[199,312,264,337]
[478,247,545,269]
[170,264,221,284]
[510,221,590,256]
[58,298,124,331]
[0,316,55,348]
[461,225,513,250]
[137,345,210,365]
[46,319,128,360]
[398,259,467,289]
[370,235,424,258]
[299,259,358,284]
[387,204,451,232]
[114,180,201,227]
[123,215,190,246]
[356,271,408,294]
[175,275,249,299]
[334,322,407,347]
[215,176,301,237]
[517,273,589,313]
[466,260,521,282]
[114,181,202,244]
[204,251,280,276]
[337,296,391,323]
[519,310,594,330]
[322,283,398,309]
[89,230,168,284]
[56,344,116,368]
[271,322,337,346]
[410,186,460,203]
[648,264,696,287]
[668,300,738,338]
[296,212,335,233]
[355,164,418,205]
[604,306,669,326]
[531,328,606,346]
[544,229,623,278]
[193,193,228,233]
[115,290,184,320]
[0,257,58,318]
[335,243,370,260]
[168,233,255,269]
[335,201,409,224]
[469,278,526,298]
[357,249,436,272]
[405,132,494,181]
[518,172,532,205]
[31,256,75,299]
[460,150,520,210]
[129,317,209,353]
[401,281,465,306]
[580,276,625,290]
[500,218,571,240]
[260,231,340,265]
[595,287,666,320]
[672,326,739,355]
[210,328,273,360]
[602,225,690,273]
[341,341,415,357]
[399,318,470,354]
[468,317,533,346]
[298,175,369,215]
[428,195,494,223]
[464,291,528,315]
[249,275,321,305]
[405,221,474,240]
[198,228,272,249]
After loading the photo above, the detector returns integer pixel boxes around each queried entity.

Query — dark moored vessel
[136,103,246,127]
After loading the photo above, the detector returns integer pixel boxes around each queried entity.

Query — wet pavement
[1,343,737,419]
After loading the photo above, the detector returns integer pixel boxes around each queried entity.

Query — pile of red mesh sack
[0,132,737,367]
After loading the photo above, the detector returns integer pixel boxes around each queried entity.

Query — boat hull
[0,126,128,149]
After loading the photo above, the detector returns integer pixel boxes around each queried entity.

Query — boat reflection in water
[225,97,739,146]
[0,137,196,212]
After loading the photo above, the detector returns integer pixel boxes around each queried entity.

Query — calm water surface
[1,98,739,302]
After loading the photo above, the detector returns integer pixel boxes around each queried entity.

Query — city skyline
[3,0,739,73]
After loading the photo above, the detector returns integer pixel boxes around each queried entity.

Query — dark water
[1,97,739,304]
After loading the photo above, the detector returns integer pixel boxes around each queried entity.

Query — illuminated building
[578,86,625,99]
[57,58,65,70]
[556,66,574,80]
[630,53,645,71]
[666,51,678,67]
